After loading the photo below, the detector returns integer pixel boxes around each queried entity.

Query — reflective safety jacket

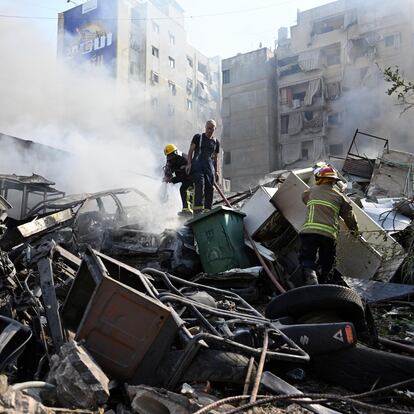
[301,183,358,239]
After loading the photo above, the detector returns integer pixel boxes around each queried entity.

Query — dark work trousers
[192,156,215,211]
[299,233,336,280]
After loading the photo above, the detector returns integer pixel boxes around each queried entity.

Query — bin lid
[186,206,246,226]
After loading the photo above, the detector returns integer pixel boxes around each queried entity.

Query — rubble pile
[0,138,413,414]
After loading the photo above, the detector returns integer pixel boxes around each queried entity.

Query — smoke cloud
[0,11,182,230]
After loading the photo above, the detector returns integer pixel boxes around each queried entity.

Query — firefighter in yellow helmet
[163,144,194,215]
[300,165,359,285]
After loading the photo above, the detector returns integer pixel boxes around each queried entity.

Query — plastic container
[187,206,251,274]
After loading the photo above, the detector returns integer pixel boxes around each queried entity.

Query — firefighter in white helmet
[163,144,193,215]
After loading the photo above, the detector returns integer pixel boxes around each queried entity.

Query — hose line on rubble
[193,377,414,414]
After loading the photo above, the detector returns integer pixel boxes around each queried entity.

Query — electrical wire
[0,0,294,21]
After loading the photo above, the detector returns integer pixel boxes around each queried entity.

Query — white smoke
[0,11,182,230]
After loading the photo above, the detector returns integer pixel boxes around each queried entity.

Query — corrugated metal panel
[342,158,374,179]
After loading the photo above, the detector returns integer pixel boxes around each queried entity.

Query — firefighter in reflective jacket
[300,165,359,285]
[163,144,193,215]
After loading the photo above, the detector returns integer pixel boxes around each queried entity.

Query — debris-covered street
[0,131,413,414]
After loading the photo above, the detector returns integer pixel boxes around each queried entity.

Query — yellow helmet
[164,144,178,156]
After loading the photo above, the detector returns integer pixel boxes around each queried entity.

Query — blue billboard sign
[62,0,118,75]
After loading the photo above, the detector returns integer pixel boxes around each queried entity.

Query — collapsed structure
[0,135,413,414]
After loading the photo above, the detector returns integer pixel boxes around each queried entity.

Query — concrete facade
[277,0,414,168]
[221,48,278,191]
[57,0,221,150]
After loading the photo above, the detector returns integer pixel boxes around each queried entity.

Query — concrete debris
[46,340,110,409]
[0,136,413,413]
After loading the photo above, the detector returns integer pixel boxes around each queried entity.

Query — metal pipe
[11,381,55,392]
[213,182,286,293]
[243,357,255,395]
[378,336,414,356]
[250,330,269,406]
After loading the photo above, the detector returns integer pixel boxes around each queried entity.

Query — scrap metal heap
[0,136,414,414]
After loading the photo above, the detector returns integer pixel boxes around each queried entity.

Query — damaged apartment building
[58,0,221,147]
[277,0,414,169]
[223,0,414,190]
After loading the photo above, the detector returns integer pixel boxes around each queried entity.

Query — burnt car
[3,188,152,253]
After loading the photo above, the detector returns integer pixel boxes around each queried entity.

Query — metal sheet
[241,186,277,236]
[76,276,178,383]
[18,209,73,237]
[270,172,383,279]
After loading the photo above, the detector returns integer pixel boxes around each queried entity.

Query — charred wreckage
[0,137,414,414]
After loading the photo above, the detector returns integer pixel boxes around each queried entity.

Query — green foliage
[383,66,414,113]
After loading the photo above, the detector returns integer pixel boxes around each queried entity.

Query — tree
[383,66,414,114]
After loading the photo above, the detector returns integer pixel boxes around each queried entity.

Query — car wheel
[265,284,366,333]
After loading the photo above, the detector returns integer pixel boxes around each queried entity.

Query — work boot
[178,208,193,217]
[303,268,318,286]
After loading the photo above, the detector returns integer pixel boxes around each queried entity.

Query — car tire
[158,349,255,385]
[265,284,366,332]
[312,344,414,392]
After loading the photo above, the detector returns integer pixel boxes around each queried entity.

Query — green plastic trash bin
[187,206,251,274]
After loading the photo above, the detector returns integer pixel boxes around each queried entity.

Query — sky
[0,0,335,58]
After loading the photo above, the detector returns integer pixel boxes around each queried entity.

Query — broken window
[152,46,159,58]
[323,44,341,66]
[168,81,176,96]
[187,55,193,68]
[278,55,298,67]
[312,15,344,35]
[304,111,314,121]
[301,140,314,160]
[279,64,302,77]
[186,78,193,95]
[281,115,289,134]
[329,144,343,156]
[224,151,231,165]
[293,91,306,107]
[151,71,159,84]
[223,69,230,84]
[198,62,208,76]
[326,82,341,100]
[328,112,342,126]
[385,33,401,48]
[168,56,175,68]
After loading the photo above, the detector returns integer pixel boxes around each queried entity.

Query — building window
[186,78,193,95]
[198,61,208,76]
[151,71,159,84]
[151,97,159,108]
[152,22,160,33]
[327,113,342,126]
[281,115,289,134]
[168,104,175,116]
[152,46,159,58]
[301,140,313,160]
[222,69,230,84]
[312,15,344,35]
[187,55,193,68]
[224,151,231,165]
[187,99,192,110]
[385,33,401,48]
[169,33,175,45]
[168,56,175,68]
[329,144,343,156]
[168,80,176,96]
